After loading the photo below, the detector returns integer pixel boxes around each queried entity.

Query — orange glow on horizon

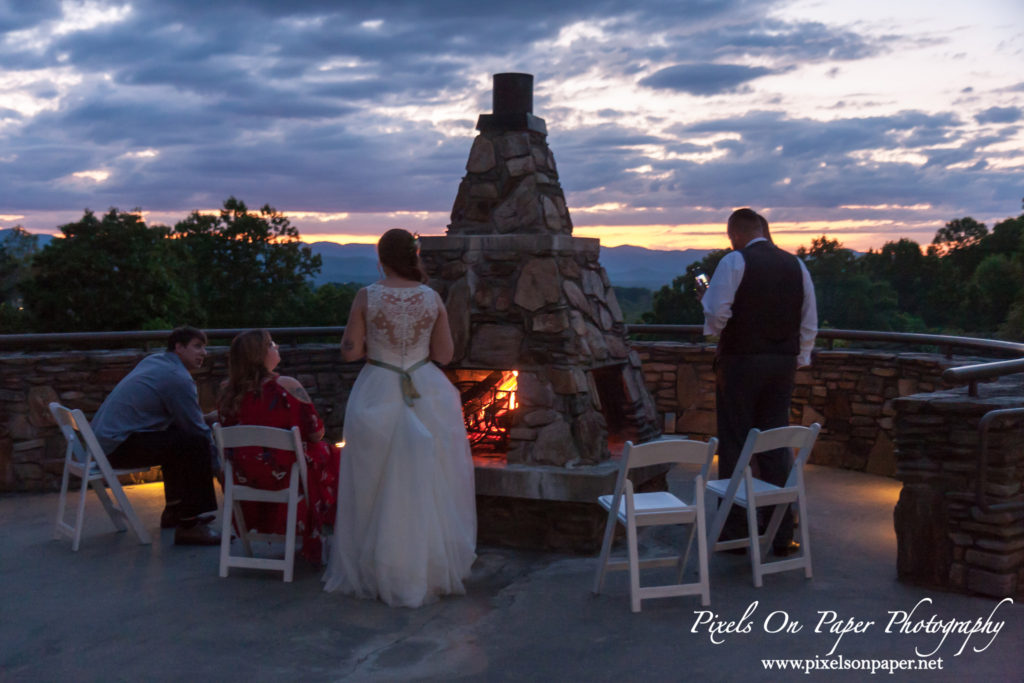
[573,220,939,253]
[299,233,406,245]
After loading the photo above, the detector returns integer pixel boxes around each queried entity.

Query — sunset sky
[1,0,1022,252]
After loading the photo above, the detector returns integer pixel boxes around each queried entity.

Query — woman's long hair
[378,228,427,283]
[219,329,273,418]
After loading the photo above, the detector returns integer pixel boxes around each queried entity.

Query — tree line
[0,198,359,333]
[644,207,1024,340]
[4,199,1024,338]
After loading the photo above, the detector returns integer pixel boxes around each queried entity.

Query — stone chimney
[421,73,660,468]
[448,72,572,237]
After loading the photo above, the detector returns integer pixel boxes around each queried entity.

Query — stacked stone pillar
[421,73,660,467]
[893,379,1024,598]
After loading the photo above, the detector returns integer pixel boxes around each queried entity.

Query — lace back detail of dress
[366,284,437,366]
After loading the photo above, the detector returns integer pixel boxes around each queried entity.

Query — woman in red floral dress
[218,329,340,564]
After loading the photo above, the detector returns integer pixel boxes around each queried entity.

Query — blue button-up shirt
[91,351,212,454]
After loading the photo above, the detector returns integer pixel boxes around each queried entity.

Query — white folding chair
[706,423,821,587]
[49,402,154,551]
[213,423,307,582]
[593,437,718,611]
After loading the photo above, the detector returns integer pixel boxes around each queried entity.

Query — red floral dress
[219,377,341,565]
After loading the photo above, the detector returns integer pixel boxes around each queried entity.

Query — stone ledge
[474,457,668,503]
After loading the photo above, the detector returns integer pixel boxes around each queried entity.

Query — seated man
[91,326,220,545]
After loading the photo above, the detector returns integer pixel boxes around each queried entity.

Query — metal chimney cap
[493,73,533,115]
[476,72,547,134]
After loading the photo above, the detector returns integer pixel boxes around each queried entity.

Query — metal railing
[0,327,346,350]
[976,408,1024,513]
[624,325,1024,393]
[4,325,1024,389]
[625,324,1024,358]
[942,358,1024,397]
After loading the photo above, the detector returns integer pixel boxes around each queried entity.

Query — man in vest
[701,208,818,555]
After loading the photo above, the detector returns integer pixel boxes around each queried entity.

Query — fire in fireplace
[446,369,519,454]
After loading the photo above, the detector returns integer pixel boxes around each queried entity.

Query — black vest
[718,240,803,356]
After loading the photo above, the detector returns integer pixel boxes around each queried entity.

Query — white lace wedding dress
[323,283,477,607]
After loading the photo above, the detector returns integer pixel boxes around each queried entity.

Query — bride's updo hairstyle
[378,228,427,283]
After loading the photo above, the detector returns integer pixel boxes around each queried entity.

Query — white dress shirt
[701,238,818,367]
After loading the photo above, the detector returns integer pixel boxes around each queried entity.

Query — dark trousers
[107,428,217,521]
[715,353,797,548]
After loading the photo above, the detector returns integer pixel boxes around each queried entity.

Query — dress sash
[367,358,431,406]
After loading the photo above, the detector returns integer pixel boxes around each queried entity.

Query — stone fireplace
[420,73,662,550]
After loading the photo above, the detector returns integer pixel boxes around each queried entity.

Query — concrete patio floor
[2,465,1021,682]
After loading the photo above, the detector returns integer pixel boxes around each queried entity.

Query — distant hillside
[597,245,712,289]
[311,241,709,290]
[308,241,379,285]
[1,230,708,291]
[0,228,54,249]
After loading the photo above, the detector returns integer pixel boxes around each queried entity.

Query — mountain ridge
[1,229,708,291]
[309,240,710,290]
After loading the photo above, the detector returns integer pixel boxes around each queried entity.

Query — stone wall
[2,340,967,492]
[631,342,959,474]
[893,379,1024,599]
[0,344,360,492]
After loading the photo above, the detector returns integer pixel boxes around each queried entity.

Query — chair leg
[676,525,696,584]
[746,502,763,588]
[233,502,253,557]
[695,484,710,607]
[71,472,92,552]
[219,465,235,578]
[282,463,300,582]
[54,461,73,541]
[706,492,727,550]
[592,506,618,594]
[90,478,127,532]
[762,503,787,551]
[798,493,813,579]
[98,476,152,544]
[626,516,641,613]
[696,518,710,607]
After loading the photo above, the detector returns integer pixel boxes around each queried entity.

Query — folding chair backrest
[748,425,814,454]
[624,437,718,479]
[215,424,303,451]
[731,424,819,480]
[50,404,94,464]
[785,423,820,486]
[743,424,821,487]
[214,424,307,491]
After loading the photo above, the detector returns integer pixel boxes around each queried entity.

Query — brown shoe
[174,523,221,546]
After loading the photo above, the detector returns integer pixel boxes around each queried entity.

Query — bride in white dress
[323,228,477,607]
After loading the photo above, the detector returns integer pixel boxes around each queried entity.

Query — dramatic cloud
[0,0,1021,250]
[639,63,784,96]
[975,106,1023,125]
